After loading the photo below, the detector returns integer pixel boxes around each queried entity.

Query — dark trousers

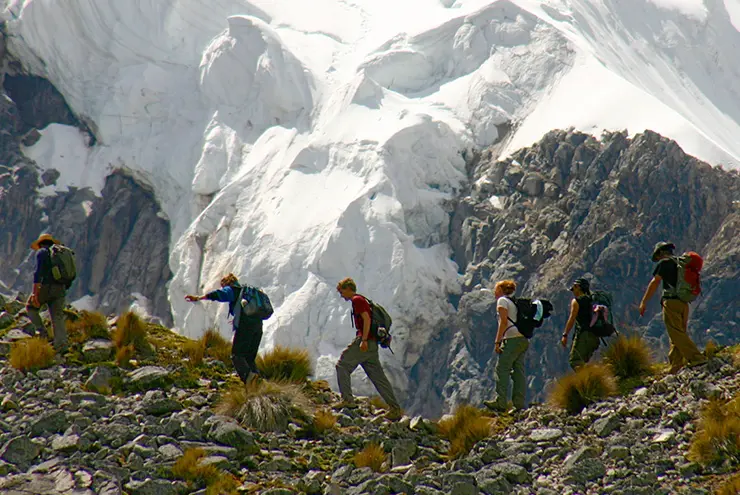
[232,319,263,382]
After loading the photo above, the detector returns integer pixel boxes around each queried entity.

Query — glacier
[3,0,740,399]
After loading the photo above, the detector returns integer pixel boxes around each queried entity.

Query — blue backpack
[233,285,273,327]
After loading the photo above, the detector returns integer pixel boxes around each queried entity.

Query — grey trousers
[493,336,529,410]
[26,284,68,352]
[336,338,400,410]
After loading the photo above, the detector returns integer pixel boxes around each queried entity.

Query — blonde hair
[220,273,239,287]
[336,277,357,292]
[495,280,516,296]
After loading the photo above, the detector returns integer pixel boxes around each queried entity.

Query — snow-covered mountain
[2,0,739,403]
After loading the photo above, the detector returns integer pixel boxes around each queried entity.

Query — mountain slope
[1,0,739,407]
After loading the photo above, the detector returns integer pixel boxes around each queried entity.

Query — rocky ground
[0,295,738,495]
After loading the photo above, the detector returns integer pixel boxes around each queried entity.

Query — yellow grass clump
[215,379,312,432]
[313,409,338,434]
[112,311,150,354]
[688,396,740,466]
[171,448,240,494]
[602,335,653,381]
[437,404,493,458]
[9,337,56,372]
[115,344,135,368]
[256,345,312,383]
[66,311,110,343]
[549,363,617,415]
[353,443,387,473]
[704,340,721,359]
[716,474,740,495]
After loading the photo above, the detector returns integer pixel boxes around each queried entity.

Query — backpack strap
[232,286,245,330]
[502,296,518,334]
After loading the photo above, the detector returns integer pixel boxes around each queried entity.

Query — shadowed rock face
[409,129,740,416]
[0,28,172,323]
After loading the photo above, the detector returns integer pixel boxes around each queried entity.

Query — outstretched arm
[639,275,662,316]
[185,294,206,302]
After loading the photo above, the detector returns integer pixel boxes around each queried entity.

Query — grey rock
[128,366,170,388]
[479,476,512,495]
[198,455,232,471]
[593,414,621,437]
[529,428,563,442]
[443,472,477,490]
[652,429,676,444]
[607,445,630,460]
[207,418,258,455]
[379,474,413,494]
[0,459,17,475]
[85,367,114,393]
[261,456,295,472]
[1,395,18,412]
[82,339,114,363]
[478,462,530,484]
[391,438,417,467]
[262,489,296,495]
[140,390,182,416]
[29,409,68,437]
[51,434,81,453]
[124,478,178,495]
[0,311,13,328]
[0,436,41,468]
[299,470,325,495]
[157,443,183,460]
[563,446,599,471]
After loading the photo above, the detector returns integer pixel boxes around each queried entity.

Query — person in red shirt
[335,277,402,419]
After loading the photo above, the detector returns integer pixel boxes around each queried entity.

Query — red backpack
[668,252,703,303]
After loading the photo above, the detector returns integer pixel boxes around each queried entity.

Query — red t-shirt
[351,295,374,340]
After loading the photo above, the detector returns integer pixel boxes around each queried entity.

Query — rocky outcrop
[410,130,740,416]
[0,26,172,323]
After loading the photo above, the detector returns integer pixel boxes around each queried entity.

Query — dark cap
[568,277,590,292]
[651,241,675,262]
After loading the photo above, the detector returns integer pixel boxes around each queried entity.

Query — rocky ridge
[0,300,738,495]
[409,129,740,416]
[0,27,173,323]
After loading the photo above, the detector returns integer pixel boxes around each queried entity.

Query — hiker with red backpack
[334,277,402,420]
[26,233,76,353]
[639,242,706,373]
[186,273,273,383]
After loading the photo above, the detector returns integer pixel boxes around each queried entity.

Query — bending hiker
[639,242,706,373]
[186,273,264,383]
[26,233,74,353]
[335,277,402,420]
[561,277,600,371]
[484,280,529,413]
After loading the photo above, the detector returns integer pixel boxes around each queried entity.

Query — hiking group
[25,232,709,418]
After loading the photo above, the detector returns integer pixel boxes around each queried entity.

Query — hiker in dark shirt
[561,277,599,370]
[639,242,705,373]
[185,273,262,383]
[26,234,68,352]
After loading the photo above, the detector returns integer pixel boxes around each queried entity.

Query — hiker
[26,233,69,353]
[185,273,263,383]
[334,277,402,420]
[561,277,600,371]
[639,242,706,373]
[484,280,529,412]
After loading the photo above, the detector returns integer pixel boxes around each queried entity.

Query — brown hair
[495,280,516,296]
[336,277,357,292]
[220,273,239,287]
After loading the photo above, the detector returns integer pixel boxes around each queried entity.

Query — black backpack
[354,295,393,351]
[233,285,274,328]
[505,297,553,339]
[588,290,616,337]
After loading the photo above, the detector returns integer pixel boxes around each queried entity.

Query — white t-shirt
[497,296,523,339]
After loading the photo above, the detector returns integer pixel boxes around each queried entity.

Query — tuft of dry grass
[313,409,338,434]
[183,340,206,367]
[549,363,617,415]
[688,396,740,466]
[202,328,231,364]
[9,337,56,372]
[716,474,740,495]
[115,344,135,368]
[172,448,240,494]
[704,340,721,359]
[602,335,653,381]
[353,443,387,472]
[437,404,493,458]
[112,311,150,354]
[215,379,313,432]
[66,311,110,344]
[256,345,312,383]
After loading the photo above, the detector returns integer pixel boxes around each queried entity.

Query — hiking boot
[384,408,404,421]
[332,401,359,411]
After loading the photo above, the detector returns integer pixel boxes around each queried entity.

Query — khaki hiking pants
[492,336,529,410]
[662,299,704,369]
[26,283,68,352]
[569,327,600,371]
[336,337,400,410]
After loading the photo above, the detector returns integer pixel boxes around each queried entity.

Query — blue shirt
[205,285,240,316]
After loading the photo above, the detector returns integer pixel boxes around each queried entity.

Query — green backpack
[49,245,77,287]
